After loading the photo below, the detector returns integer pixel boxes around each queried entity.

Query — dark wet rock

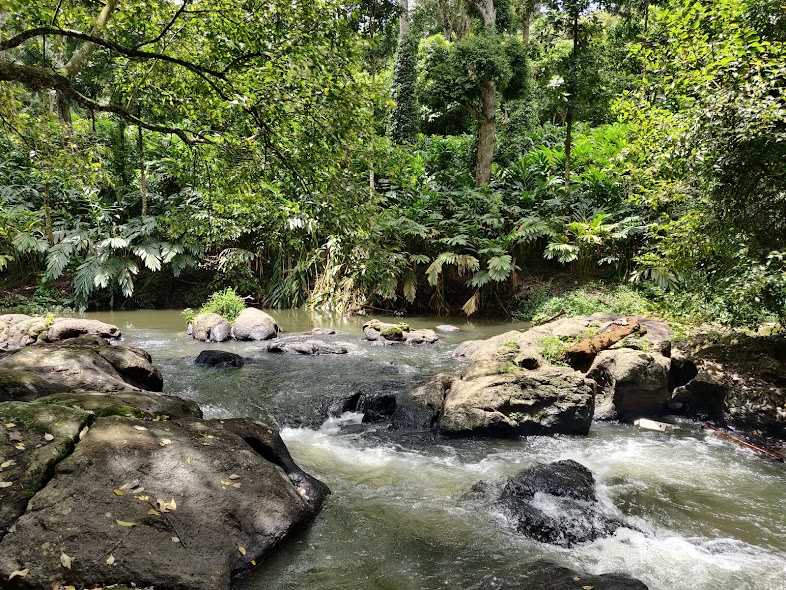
[192,313,232,342]
[195,350,246,368]
[266,339,347,355]
[439,365,595,437]
[46,318,121,343]
[469,560,649,590]
[588,349,670,421]
[669,364,729,422]
[0,415,329,590]
[33,390,202,420]
[0,343,163,393]
[95,345,164,391]
[0,368,71,402]
[392,373,453,430]
[496,460,622,547]
[232,308,279,341]
[306,328,335,336]
[0,401,91,539]
[322,381,401,423]
[668,334,786,434]
[436,324,460,332]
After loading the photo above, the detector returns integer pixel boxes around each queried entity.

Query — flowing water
[87,310,786,590]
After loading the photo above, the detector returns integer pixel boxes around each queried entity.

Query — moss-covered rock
[0,401,90,537]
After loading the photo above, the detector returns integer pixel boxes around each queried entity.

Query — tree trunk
[565,11,578,194]
[522,0,533,44]
[475,78,496,186]
[564,107,573,194]
[138,123,147,216]
[399,0,409,37]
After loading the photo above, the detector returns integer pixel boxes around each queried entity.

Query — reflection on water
[85,309,786,590]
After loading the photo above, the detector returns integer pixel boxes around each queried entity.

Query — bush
[516,282,653,323]
[197,287,246,322]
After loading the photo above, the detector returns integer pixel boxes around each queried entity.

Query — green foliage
[538,334,570,364]
[617,0,786,327]
[198,288,246,323]
[389,34,419,143]
[517,282,653,323]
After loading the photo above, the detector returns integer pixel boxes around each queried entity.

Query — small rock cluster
[0,315,120,349]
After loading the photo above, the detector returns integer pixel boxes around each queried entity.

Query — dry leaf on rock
[157,497,177,512]
[238,545,246,556]
[8,568,28,579]
[159,438,172,447]
[44,433,54,441]
[0,481,13,488]
[133,425,148,431]
[60,552,72,569]
[106,554,116,565]
[115,520,136,527]
[0,460,15,469]
[134,495,149,501]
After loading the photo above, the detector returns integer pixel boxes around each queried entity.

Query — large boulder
[195,350,246,368]
[439,365,595,437]
[33,390,202,420]
[392,373,453,430]
[46,318,121,343]
[266,339,347,355]
[0,415,329,590]
[470,561,649,590]
[496,460,622,547]
[192,313,232,342]
[0,368,71,402]
[0,401,91,538]
[0,316,121,349]
[232,308,279,341]
[0,342,163,393]
[588,349,671,420]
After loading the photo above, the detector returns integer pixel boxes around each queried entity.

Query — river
[86,309,786,590]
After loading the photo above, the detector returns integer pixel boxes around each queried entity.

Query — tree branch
[0,60,204,145]
[133,0,192,51]
[1,27,228,80]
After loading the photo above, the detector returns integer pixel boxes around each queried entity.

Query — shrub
[198,288,246,322]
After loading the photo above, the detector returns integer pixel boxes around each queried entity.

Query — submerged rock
[0,415,329,590]
[469,560,649,590]
[306,327,336,336]
[195,350,246,368]
[192,313,232,342]
[0,342,163,393]
[436,324,460,332]
[496,460,622,547]
[266,339,347,355]
[232,308,279,341]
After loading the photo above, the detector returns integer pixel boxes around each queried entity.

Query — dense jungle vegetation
[0,0,784,327]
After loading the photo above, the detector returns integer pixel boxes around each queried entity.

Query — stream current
[86,310,786,590]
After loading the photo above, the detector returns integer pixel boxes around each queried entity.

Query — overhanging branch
[0,60,204,145]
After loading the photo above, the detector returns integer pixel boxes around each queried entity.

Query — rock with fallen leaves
[0,401,91,536]
[0,415,329,590]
